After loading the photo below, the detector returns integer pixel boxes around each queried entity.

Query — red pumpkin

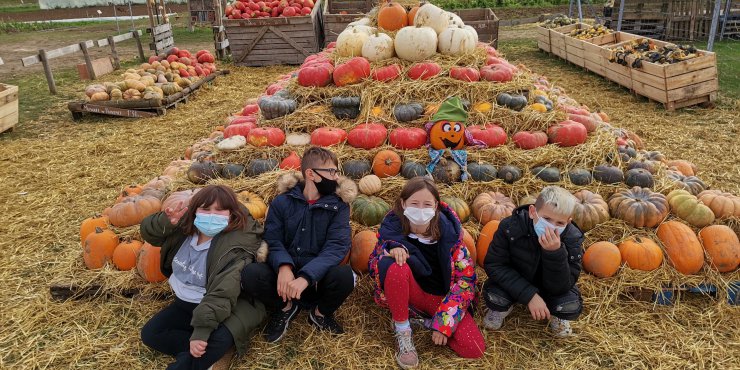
[327,41,337,48]
[266,83,284,96]
[389,127,427,150]
[547,120,588,147]
[311,127,348,146]
[467,124,507,148]
[333,57,371,86]
[407,62,441,80]
[562,105,590,116]
[228,115,258,125]
[371,64,402,82]
[480,64,513,82]
[347,123,388,149]
[449,66,480,82]
[248,127,285,147]
[302,54,333,67]
[224,122,257,138]
[297,63,333,87]
[567,113,599,132]
[513,131,548,150]
[280,151,302,170]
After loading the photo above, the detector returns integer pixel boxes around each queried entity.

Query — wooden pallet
[68,70,227,120]
[224,0,323,67]
[624,281,740,305]
[453,8,500,49]
[322,0,373,46]
[0,83,18,134]
[147,23,175,55]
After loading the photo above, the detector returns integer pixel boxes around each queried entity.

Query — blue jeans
[482,280,583,321]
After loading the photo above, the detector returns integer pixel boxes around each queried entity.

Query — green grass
[0,0,38,12]
[432,0,570,9]
[0,20,108,33]
[694,40,740,99]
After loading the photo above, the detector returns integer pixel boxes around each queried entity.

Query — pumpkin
[429,120,466,150]
[530,103,548,113]
[656,221,705,275]
[667,190,716,228]
[472,102,493,113]
[496,93,527,111]
[413,3,449,34]
[625,168,654,188]
[123,88,142,101]
[90,91,110,101]
[248,127,285,147]
[331,96,361,119]
[407,5,420,24]
[572,190,610,232]
[113,239,143,271]
[297,63,333,87]
[698,190,740,218]
[626,158,660,174]
[350,230,378,274]
[336,28,370,57]
[617,146,637,162]
[618,237,663,271]
[280,151,302,170]
[512,131,548,150]
[480,65,514,83]
[137,242,166,282]
[220,163,245,179]
[400,161,427,179]
[497,165,522,184]
[698,225,740,272]
[438,26,476,55]
[80,214,109,244]
[593,164,624,184]
[407,61,442,80]
[247,158,279,177]
[441,196,470,223]
[468,162,497,182]
[467,124,507,148]
[567,113,598,132]
[217,135,247,152]
[333,57,371,86]
[472,192,516,225]
[358,175,382,195]
[362,32,395,61]
[107,195,161,228]
[449,66,480,82]
[161,189,200,212]
[351,195,391,226]
[393,102,424,122]
[342,159,372,179]
[462,228,476,264]
[83,227,119,269]
[568,168,593,185]
[476,220,500,266]
[347,123,387,149]
[311,127,348,147]
[378,1,408,31]
[532,166,560,183]
[237,191,268,219]
[607,187,669,228]
[286,132,312,146]
[639,150,667,163]
[372,150,402,178]
[371,64,402,82]
[187,159,221,184]
[666,170,707,195]
[394,25,438,62]
[667,160,697,176]
[259,94,297,120]
[431,158,461,184]
[583,242,621,278]
[390,127,427,150]
[547,120,588,147]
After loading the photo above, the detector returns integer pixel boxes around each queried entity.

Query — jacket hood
[276,171,358,204]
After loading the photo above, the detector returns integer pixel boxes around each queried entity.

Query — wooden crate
[224,0,323,67]
[453,8,500,49]
[0,83,19,134]
[556,23,592,67]
[322,0,373,45]
[600,42,635,89]
[536,25,551,53]
[583,32,640,77]
[548,24,579,61]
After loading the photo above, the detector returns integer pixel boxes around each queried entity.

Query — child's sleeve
[264,197,295,272]
[484,219,540,305]
[540,226,584,296]
[431,241,476,337]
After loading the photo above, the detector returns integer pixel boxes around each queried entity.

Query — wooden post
[39,49,57,95]
[79,41,97,80]
[133,30,146,61]
[108,36,121,70]
[617,0,625,31]
[707,0,722,51]
[160,0,168,23]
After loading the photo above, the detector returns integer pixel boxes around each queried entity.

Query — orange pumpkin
[237,191,268,220]
[137,243,166,283]
[372,150,402,178]
[143,176,173,191]
[698,225,740,272]
[113,239,143,271]
[429,120,466,150]
[378,1,408,31]
[115,184,144,203]
[472,192,516,225]
[583,242,622,278]
[83,227,119,269]
[350,230,378,274]
[656,221,705,275]
[80,214,109,245]
[698,190,740,218]
[407,5,420,24]
[462,228,476,265]
[161,189,200,212]
[666,159,697,176]
[108,195,162,227]
[476,220,500,267]
[617,236,663,271]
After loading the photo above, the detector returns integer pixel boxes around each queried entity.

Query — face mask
[313,172,338,196]
[404,206,436,226]
[194,213,230,237]
[533,209,566,238]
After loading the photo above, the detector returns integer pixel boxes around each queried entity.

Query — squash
[441,196,470,223]
[666,170,707,195]
[236,191,267,219]
[372,150,402,178]
[468,162,497,182]
[358,175,382,195]
[476,220,500,266]
[400,161,427,179]
[107,195,162,228]
[572,190,609,232]
[342,159,372,179]
[618,236,663,271]
[331,96,361,119]
[627,158,660,174]
[247,158,279,177]
[280,151,302,170]
[123,89,142,100]
[187,159,221,184]
[697,190,740,218]
[667,190,716,228]
[438,26,475,55]
[583,242,621,278]
[666,160,697,176]
[377,1,408,31]
[497,165,522,184]
[311,127,348,147]
[472,192,516,225]
[113,239,143,271]
[413,3,449,34]
[656,221,705,275]
[216,135,246,151]
[351,195,391,226]
[568,168,592,185]
[394,25,438,62]
[350,230,378,274]
[83,227,119,269]
[532,166,560,183]
[698,225,740,272]
[80,214,109,245]
[593,164,624,184]
[362,32,395,61]
[607,187,669,228]
[259,94,297,120]
[286,132,312,146]
[220,163,245,179]
[393,102,424,122]
[137,243,166,282]
[431,158,461,184]
[625,168,654,188]
[90,91,110,101]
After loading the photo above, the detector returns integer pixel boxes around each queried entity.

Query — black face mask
[313,172,338,196]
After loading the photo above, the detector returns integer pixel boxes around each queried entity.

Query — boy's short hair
[301,146,339,178]
[534,186,576,217]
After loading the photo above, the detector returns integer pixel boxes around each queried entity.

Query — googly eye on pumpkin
[443,122,452,132]
[453,123,461,132]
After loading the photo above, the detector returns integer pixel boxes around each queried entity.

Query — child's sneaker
[549,317,573,337]
[395,329,419,369]
[483,306,513,330]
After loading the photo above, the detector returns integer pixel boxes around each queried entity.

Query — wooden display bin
[559,23,591,67]
[453,8,500,49]
[599,42,635,89]
[583,32,640,77]
[224,0,324,67]
[548,23,578,60]
[0,83,19,134]
[322,0,373,45]
[536,25,551,53]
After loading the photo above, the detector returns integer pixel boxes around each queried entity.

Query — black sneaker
[308,308,344,335]
[264,304,300,343]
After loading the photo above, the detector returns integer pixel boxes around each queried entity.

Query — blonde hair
[534,186,576,216]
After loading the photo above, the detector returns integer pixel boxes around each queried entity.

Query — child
[241,146,356,342]
[482,186,584,337]
[369,177,484,369]
[140,185,268,370]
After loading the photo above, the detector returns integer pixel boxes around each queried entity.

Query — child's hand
[287,277,309,299]
[388,247,409,266]
[527,294,551,320]
[190,340,207,357]
[277,265,295,302]
[538,227,561,251]
[164,201,188,226]
[432,331,448,346]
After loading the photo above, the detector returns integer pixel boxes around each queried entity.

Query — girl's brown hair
[181,185,250,235]
[392,177,441,241]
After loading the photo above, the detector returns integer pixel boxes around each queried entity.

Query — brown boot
[208,347,235,370]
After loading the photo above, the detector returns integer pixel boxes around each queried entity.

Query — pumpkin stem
[95,227,104,233]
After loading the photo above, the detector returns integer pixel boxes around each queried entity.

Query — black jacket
[483,206,584,304]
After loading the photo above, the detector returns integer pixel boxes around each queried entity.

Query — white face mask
[403,207,436,226]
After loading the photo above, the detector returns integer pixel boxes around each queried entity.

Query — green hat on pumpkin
[432,97,468,123]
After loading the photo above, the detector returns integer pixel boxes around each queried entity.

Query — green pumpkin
[400,161,427,179]
[393,102,424,122]
[666,170,706,195]
[497,93,527,111]
[351,195,391,226]
[187,159,221,185]
[568,168,592,185]
[532,166,560,183]
[593,164,624,184]
[342,159,372,179]
[220,163,245,179]
[260,93,298,120]
[432,160,461,184]
[441,196,470,223]
[247,158,278,177]
[468,162,497,182]
[625,168,654,188]
[332,96,361,119]
[497,165,522,184]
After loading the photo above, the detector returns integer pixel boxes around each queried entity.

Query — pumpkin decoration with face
[427,97,468,150]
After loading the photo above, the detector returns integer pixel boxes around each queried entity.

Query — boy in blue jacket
[241,146,357,342]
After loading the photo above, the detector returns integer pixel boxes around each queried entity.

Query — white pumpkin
[346,24,376,35]
[336,28,370,57]
[394,25,438,62]
[361,32,394,62]
[285,132,311,146]
[216,135,246,151]
[446,12,465,28]
[438,26,475,55]
[464,25,479,44]
[349,17,372,27]
[414,3,449,34]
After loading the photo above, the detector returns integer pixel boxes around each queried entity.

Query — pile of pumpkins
[225,0,316,19]
[83,48,217,102]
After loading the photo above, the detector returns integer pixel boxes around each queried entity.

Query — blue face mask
[194,213,230,237]
[533,209,566,238]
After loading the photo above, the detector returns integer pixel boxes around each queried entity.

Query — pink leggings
[383,263,485,359]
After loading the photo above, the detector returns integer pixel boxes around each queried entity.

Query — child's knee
[482,282,513,311]
[386,261,412,277]
[553,298,583,319]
